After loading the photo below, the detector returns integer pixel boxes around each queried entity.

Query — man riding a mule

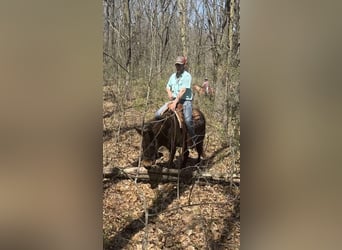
[136,56,206,168]
[193,78,214,98]
[155,56,197,148]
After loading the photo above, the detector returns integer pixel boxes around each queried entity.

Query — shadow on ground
[105,183,189,250]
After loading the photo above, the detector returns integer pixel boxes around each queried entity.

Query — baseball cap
[175,56,186,65]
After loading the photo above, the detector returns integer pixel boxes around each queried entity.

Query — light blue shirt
[166,71,193,100]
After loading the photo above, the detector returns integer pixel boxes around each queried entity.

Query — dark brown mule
[135,106,206,168]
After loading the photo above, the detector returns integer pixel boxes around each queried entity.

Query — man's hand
[170,99,178,111]
[166,88,173,100]
[168,93,173,100]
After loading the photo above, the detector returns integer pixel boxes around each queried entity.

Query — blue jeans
[155,100,196,140]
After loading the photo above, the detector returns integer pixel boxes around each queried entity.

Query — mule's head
[135,124,158,167]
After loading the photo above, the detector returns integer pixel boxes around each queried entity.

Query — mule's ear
[135,123,151,135]
[135,126,143,135]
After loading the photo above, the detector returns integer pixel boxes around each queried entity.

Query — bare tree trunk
[205,0,230,123]
[221,0,236,131]
[227,0,240,146]
[124,0,132,100]
[124,0,132,70]
[157,0,176,76]
[178,0,188,57]
[227,0,235,70]
[103,0,115,84]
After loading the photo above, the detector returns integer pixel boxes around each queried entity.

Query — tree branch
[103,165,240,185]
[103,52,129,74]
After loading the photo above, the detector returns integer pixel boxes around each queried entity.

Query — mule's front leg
[168,146,176,167]
[181,148,189,168]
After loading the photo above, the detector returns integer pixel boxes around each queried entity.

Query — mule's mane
[145,110,178,138]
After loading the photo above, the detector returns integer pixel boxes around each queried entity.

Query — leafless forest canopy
[103,0,239,126]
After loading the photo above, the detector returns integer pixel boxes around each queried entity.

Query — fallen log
[103,165,240,185]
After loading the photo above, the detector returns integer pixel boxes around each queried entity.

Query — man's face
[175,64,184,73]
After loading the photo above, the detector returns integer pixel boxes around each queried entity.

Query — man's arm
[170,88,186,111]
[166,87,173,100]
[174,88,186,102]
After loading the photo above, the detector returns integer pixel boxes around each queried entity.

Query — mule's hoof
[167,162,176,168]
[180,164,187,169]
[142,159,154,168]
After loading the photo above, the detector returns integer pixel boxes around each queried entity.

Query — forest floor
[103,94,240,249]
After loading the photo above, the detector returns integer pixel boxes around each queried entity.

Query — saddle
[160,102,184,128]
[160,102,203,149]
